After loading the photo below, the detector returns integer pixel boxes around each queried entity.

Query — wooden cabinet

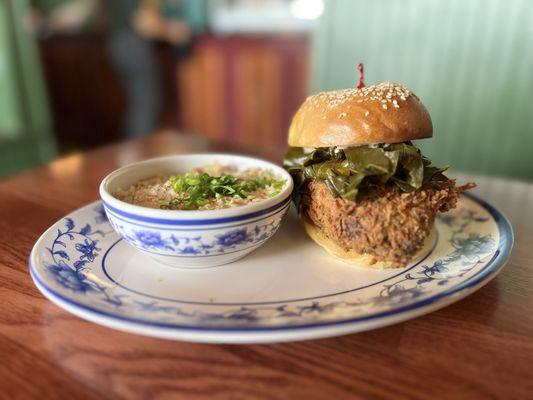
[177,34,309,152]
[37,33,309,155]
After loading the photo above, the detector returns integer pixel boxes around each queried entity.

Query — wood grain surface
[0,132,531,400]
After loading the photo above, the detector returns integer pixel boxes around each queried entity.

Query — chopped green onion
[162,171,286,210]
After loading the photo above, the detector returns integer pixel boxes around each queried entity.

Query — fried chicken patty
[304,180,467,266]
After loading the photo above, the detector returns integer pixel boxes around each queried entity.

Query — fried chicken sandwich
[283,79,474,268]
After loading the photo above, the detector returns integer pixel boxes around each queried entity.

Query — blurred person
[107,0,162,139]
[107,0,194,139]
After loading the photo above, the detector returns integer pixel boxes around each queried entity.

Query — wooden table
[1,132,532,399]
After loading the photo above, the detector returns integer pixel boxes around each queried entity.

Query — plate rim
[29,262,506,343]
[28,193,514,335]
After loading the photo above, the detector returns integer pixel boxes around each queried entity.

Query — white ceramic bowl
[99,154,293,269]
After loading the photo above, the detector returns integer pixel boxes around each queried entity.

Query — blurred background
[0,0,532,179]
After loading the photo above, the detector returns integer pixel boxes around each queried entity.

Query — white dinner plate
[29,194,513,343]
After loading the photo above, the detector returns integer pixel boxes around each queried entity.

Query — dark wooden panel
[38,35,126,152]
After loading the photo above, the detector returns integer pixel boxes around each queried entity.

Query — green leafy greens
[160,172,286,210]
[283,142,448,206]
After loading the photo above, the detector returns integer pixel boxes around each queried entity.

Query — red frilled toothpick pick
[357,63,365,89]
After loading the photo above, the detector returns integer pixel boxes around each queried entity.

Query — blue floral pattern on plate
[29,195,513,342]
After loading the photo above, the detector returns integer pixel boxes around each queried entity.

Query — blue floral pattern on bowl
[104,199,290,267]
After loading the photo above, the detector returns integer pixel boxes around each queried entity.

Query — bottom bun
[302,217,436,269]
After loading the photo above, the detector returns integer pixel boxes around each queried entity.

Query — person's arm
[29,0,98,34]
[133,0,191,44]
[48,0,98,32]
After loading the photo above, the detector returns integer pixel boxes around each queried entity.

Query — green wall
[0,0,56,176]
[313,0,533,180]
[0,0,24,138]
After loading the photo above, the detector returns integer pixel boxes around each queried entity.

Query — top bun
[288,82,432,147]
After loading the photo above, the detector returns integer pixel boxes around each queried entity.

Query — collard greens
[283,142,448,204]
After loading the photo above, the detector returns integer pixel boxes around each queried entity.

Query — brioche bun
[302,217,436,269]
[288,82,432,147]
